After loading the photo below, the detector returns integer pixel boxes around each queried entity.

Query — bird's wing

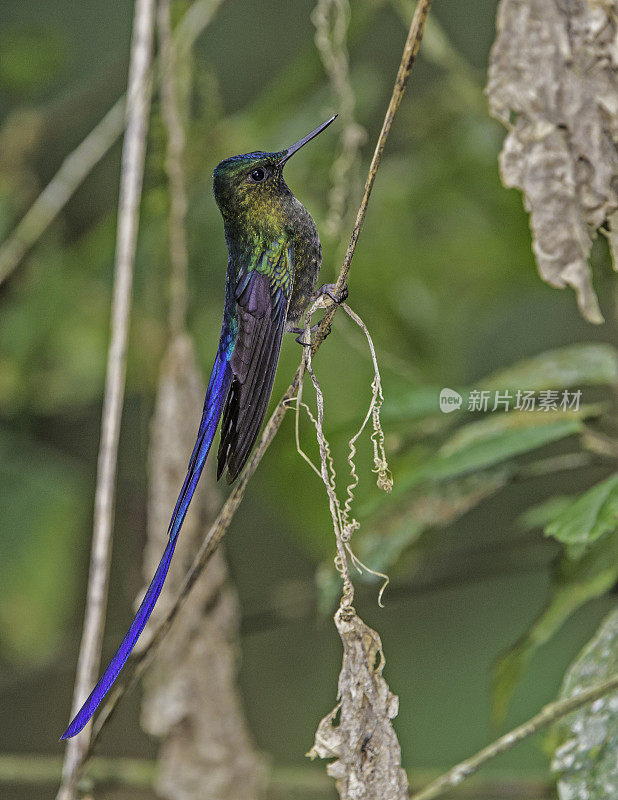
[217,234,294,482]
[61,237,293,739]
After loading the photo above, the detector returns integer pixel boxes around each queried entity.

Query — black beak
[277,114,337,166]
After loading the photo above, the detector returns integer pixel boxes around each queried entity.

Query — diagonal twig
[312,0,432,352]
[85,0,433,757]
[0,98,125,285]
[56,1,156,798]
[409,672,618,800]
[0,0,226,287]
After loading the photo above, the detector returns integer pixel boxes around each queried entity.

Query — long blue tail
[61,349,232,740]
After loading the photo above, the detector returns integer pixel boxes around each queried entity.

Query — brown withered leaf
[138,334,263,800]
[487,0,618,323]
[307,608,408,800]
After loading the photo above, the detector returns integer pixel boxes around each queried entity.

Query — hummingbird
[61,114,340,739]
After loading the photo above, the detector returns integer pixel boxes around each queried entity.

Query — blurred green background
[0,0,616,798]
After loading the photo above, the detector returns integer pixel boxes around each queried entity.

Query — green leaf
[482,343,618,392]
[362,411,588,519]
[518,496,574,531]
[552,608,618,800]
[382,344,618,425]
[439,411,585,458]
[545,474,618,559]
[492,528,618,726]
[404,414,583,495]
[381,385,461,423]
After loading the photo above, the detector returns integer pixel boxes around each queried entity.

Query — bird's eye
[249,167,266,182]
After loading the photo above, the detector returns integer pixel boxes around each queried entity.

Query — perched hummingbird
[61,115,340,739]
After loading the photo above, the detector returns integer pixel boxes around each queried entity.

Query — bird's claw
[315,282,348,305]
[291,324,318,346]
[291,318,332,346]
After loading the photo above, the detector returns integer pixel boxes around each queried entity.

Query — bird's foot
[290,323,320,346]
[291,283,347,346]
[292,319,333,346]
[314,282,348,305]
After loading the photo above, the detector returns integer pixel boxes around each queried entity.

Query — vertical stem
[57,1,156,797]
[158,0,190,336]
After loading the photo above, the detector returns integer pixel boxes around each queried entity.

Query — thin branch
[57,1,156,798]
[393,0,485,113]
[0,755,556,797]
[409,673,618,800]
[85,0,432,755]
[0,98,126,285]
[312,0,433,352]
[0,0,226,287]
[1,755,155,788]
[158,0,190,336]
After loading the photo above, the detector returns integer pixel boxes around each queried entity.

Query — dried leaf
[139,334,262,800]
[307,608,408,800]
[487,0,618,323]
[552,608,618,800]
